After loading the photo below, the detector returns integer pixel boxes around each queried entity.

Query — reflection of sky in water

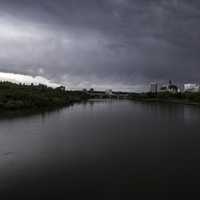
[1,100,200,197]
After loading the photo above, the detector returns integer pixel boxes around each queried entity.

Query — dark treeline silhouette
[0,82,89,110]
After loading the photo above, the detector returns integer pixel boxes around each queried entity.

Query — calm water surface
[1,100,200,199]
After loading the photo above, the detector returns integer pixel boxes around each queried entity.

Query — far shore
[1,81,200,115]
[130,97,200,107]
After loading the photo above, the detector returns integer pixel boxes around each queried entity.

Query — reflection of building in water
[184,84,200,93]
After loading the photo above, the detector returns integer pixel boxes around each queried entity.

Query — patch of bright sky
[0,72,60,88]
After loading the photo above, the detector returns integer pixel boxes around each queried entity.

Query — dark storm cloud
[0,0,200,90]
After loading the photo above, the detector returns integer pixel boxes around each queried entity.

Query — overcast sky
[0,0,200,91]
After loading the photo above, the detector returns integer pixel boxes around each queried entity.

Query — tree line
[0,82,89,110]
[129,91,200,104]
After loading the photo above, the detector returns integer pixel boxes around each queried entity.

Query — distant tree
[0,81,89,110]
[89,88,94,93]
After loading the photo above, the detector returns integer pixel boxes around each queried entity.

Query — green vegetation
[129,91,200,105]
[2,81,200,111]
[0,82,89,111]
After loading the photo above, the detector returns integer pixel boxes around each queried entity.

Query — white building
[184,84,200,92]
[150,82,158,93]
[105,89,113,96]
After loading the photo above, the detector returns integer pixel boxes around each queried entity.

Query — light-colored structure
[159,85,168,92]
[168,84,178,93]
[150,82,158,93]
[159,80,178,93]
[105,89,113,96]
[184,84,200,92]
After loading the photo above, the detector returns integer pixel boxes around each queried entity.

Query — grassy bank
[129,92,200,106]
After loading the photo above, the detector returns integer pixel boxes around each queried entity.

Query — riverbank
[130,98,200,106]
[0,82,89,111]
[129,92,200,107]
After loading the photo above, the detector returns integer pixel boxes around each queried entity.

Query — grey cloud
[0,0,200,90]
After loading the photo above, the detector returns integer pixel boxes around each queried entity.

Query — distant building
[56,86,66,91]
[184,84,200,92]
[105,89,113,96]
[168,84,178,93]
[168,80,178,93]
[160,85,168,92]
[160,80,178,93]
[150,82,158,93]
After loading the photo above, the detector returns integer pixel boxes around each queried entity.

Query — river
[0,100,200,199]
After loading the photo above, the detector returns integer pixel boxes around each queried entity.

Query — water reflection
[0,100,200,199]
